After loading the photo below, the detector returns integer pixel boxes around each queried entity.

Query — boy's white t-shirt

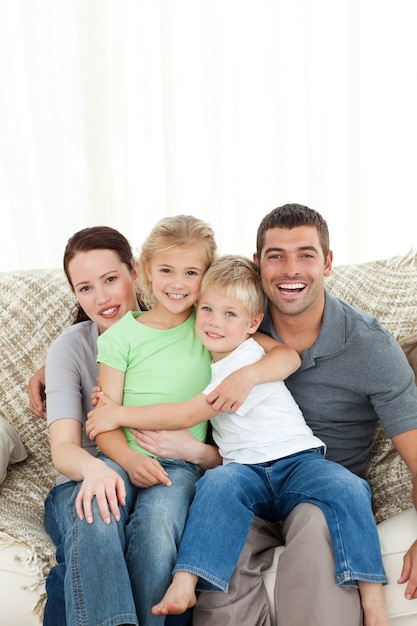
[204,338,325,465]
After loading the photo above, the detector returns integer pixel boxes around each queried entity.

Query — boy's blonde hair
[199,255,265,320]
[138,214,217,308]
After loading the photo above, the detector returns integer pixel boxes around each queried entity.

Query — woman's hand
[75,458,127,524]
[131,427,198,460]
[131,428,222,470]
[27,366,46,418]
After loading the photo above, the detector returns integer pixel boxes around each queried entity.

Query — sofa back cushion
[0,269,77,561]
[326,249,417,523]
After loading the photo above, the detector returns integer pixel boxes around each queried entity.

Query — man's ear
[248,312,264,335]
[324,250,333,277]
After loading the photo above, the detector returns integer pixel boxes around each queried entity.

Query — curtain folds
[1,0,416,271]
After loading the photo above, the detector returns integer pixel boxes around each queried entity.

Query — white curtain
[1,0,417,271]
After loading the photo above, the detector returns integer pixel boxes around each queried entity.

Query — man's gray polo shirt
[260,291,417,477]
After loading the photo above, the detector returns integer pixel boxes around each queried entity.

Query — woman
[37,225,220,626]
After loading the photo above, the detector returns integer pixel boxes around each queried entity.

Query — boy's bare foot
[151,572,198,616]
[359,581,390,626]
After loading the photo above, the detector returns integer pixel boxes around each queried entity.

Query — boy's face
[196,288,262,362]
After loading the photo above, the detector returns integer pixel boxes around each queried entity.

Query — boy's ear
[247,313,264,335]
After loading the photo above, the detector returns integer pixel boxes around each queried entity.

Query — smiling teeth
[168,293,186,299]
[102,307,117,315]
[279,283,304,289]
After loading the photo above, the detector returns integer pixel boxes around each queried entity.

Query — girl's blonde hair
[199,255,265,320]
[138,214,217,308]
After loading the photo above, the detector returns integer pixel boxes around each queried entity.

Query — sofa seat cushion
[0,541,45,626]
[262,509,417,626]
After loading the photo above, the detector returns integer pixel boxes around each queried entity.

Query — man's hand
[27,366,46,418]
[398,539,417,599]
[206,367,254,412]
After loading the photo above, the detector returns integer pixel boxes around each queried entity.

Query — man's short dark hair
[256,203,330,260]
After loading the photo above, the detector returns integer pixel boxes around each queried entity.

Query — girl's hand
[75,460,126,524]
[91,384,101,407]
[86,393,120,439]
[124,452,172,488]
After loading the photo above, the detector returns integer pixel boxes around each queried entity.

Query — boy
[87,254,389,626]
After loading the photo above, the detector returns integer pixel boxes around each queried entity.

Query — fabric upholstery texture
[326,250,417,524]
[0,269,77,585]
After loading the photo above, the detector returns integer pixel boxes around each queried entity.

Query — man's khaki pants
[193,503,362,626]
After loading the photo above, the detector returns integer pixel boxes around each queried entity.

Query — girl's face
[68,249,139,333]
[145,247,208,320]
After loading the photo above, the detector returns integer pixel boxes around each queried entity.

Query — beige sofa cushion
[0,269,77,594]
[326,249,417,524]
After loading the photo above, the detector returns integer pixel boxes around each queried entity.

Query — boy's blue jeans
[44,454,198,626]
[173,448,387,592]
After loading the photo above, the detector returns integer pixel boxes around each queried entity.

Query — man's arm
[391,428,417,599]
[27,366,46,418]
[206,337,300,412]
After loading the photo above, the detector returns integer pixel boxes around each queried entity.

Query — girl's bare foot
[152,572,198,616]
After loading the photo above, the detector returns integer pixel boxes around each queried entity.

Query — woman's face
[68,249,139,333]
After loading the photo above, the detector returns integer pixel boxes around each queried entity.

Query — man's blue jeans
[173,448,388,592]
[44,455,199,626]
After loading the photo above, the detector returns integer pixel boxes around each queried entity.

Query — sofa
[1,251,417,625]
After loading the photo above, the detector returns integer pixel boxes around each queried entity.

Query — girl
[87,215,298,626]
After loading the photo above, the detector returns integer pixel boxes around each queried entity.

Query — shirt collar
[260,291,346,369]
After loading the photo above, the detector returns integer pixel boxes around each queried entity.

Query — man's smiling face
[255,225,332,317]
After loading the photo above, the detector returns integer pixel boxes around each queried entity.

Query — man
[193,203,417,626]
